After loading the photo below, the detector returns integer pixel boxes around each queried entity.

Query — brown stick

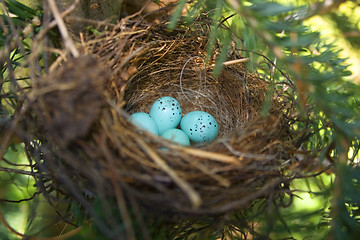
[47,0,80,57]
[137,138,202,208]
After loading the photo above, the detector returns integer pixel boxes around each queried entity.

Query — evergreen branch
[0,191,40,203]
[0,166,37,176]
[1,156,31,167]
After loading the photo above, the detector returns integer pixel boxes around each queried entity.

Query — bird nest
[26,14,319,220]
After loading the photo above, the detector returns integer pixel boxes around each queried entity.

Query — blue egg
[161,128,190,146]
[129,112,159,135]
[149,96,182,135]
[180,111,219,143]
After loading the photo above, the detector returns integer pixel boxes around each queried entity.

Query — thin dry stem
[47,0,79,57]
[137,137,202,208]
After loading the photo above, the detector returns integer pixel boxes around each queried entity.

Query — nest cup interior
[122,44,270,147]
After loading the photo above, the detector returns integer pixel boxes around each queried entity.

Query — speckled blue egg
[149,96,182,135]
[129,112,159,135]
[161,129,190,146]
[180,111,219,143]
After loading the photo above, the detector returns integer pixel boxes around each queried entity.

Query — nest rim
[26,14,317,217]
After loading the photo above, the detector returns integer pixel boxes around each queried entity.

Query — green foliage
[263,176,333,239]
[331,164,360,239]
[169,0,188,29]
[4,0,38,21]
[0,0,45,141]
[248,1,299,17]
[0,144,36,239]
[329,11,360,50]
[0,0,41,48]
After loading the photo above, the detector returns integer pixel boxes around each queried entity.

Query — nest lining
[28,15,311,216]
